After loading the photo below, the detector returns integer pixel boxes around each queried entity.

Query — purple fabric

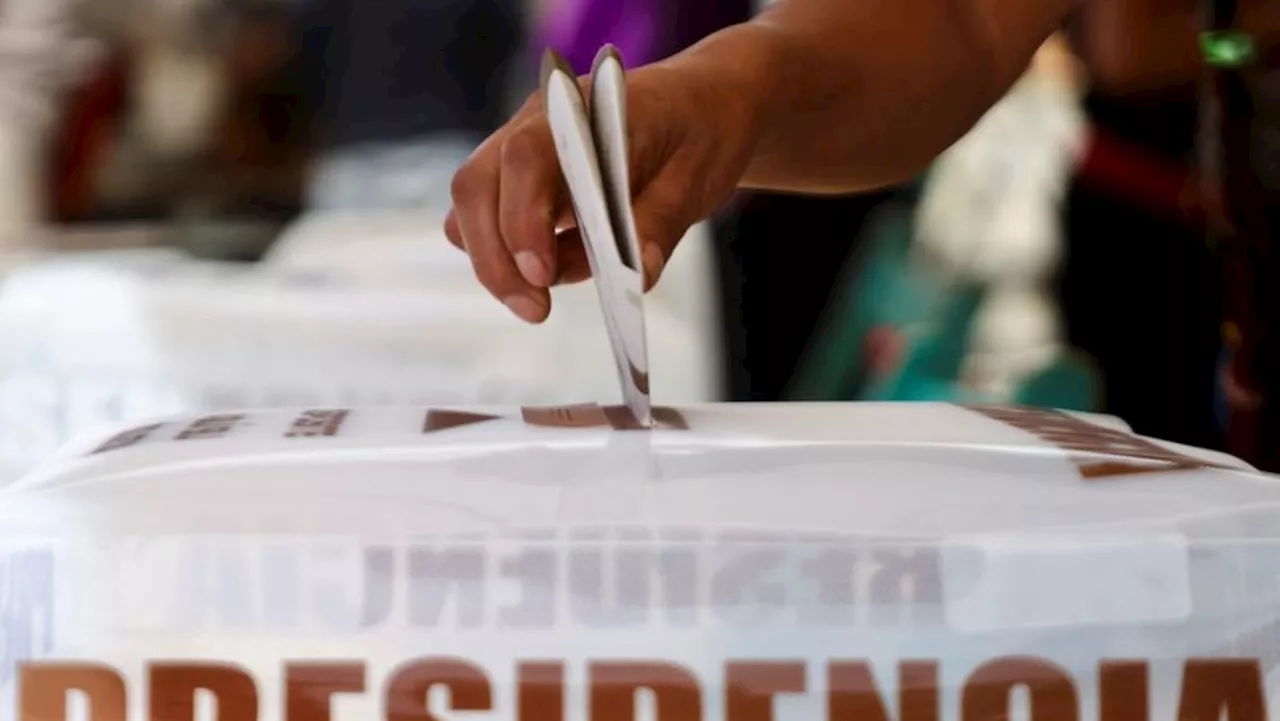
[539,0,660,72]
[535,0,751,74]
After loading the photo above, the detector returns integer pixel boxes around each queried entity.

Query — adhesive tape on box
[940,531,1192,632]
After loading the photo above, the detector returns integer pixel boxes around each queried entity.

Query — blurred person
[0,0,97,244]
[290,0,524,213]
[446,0,1278,463]
[65,0,234,219]
[50,0,305,225]
[1061,0,1278,455]
[785,34,1097,409]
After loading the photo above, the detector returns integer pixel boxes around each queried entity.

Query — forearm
[670,0,1073,194]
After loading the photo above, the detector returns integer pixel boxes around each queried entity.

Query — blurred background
[0,0,1273,478]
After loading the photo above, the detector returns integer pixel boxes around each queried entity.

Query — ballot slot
[541,47,652,427]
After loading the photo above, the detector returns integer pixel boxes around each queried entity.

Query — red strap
[1075,125,1207,223]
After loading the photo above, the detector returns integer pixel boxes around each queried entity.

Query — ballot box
[0,401,1275,721]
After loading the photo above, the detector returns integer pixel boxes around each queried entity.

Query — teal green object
[864,282,985,401]
[786,196,1101,412]
[787,204,944,401]
[1014,353,1100,410]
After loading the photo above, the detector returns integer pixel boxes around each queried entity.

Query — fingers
[449,94,570,323]
[447,75,703,315]
[448,143,694,297]
[443,210,463,250]
[450,134,551,324]
[497,121,561,288]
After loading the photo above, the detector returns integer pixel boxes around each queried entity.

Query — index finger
[497,115,568,288]
[450,130,551,323]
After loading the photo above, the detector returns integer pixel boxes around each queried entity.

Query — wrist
[662,22,787,183]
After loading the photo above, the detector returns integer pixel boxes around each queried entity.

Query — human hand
[445,58,758,323]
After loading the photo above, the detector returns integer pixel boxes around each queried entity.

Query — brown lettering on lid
[725,662,806,721]
[385,658,491,721]
[285,410,351,438]
[828,661,938,721]
[602,405,646,430]
[589,662,702,721]
[962,657,1078,721]
[1177,660,1265,721]
[1099,661,1148,721]
[1078,460,1207,479]
[148,662,258,721]
[285,662,366,721]
[523,404,612,428]
[422,410,501,433]
[175,414,246,441]
[518,662,564,721]
[92,423,164,454]
[523,404,688,430]
[19,663,127,721]
[964,405,1236,479]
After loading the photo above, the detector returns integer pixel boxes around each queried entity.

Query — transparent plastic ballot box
[0,401,1277,721]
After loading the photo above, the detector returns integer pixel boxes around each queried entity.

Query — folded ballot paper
[4,47,1280,721]
[542,46,652,426]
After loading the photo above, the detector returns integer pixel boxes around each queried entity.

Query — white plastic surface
[0,214,722,481]
[0,401,1277,721]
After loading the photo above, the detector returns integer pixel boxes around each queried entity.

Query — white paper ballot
[541,47,652,427]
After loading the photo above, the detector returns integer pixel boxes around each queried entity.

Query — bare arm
[665,0,1078,193]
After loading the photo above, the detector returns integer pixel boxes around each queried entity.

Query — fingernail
[515,251,552,287]
[504,294,544,322]
[642,244,665,287]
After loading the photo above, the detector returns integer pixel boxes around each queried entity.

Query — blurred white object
[266,210,723,340]
[132,44,225,159]
[306,134,481,213]
[125,0,227,157]
[0,0,100,248]
[915,37,1087,401]
[0,401,1276,720]
[0,212,722,479]
[963,287,1063,399]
